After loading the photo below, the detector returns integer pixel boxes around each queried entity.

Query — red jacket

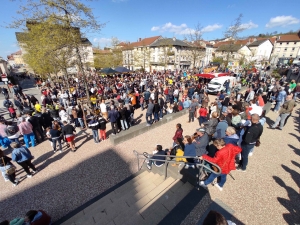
[199,108,208,117]
[172,128,183,141]
[202,144,241,174]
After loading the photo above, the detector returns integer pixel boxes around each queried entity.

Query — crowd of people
[142,69,298,191]
[0,66,298,223]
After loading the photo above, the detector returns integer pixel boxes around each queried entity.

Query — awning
[195,72,230,79]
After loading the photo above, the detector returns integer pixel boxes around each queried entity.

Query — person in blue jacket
[11,142,37,178]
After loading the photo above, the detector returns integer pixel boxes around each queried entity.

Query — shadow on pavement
[0,148,133,222]
[273,166,300,224]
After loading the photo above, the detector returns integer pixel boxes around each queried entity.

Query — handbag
[255,139,261,147]
[1,157,16,175]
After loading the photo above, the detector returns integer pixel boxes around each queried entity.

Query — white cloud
[239,21,258,30]
[93,38,112,47]
[150,23,194,35]
[151,22,222,35]
[266,15,300,28]
[201,24,222,33]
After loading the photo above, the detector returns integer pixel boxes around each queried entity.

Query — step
[60,172,198,225]
[61,171,153,225]
[112,177,178,225]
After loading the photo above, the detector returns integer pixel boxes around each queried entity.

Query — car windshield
[209,82,221,86]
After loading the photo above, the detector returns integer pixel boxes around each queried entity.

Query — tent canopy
[99,67,118,74]
[114,66,131,73]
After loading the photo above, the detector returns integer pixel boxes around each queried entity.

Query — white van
[207,76,236,94]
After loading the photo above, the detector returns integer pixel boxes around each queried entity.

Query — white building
[271,33,300,59]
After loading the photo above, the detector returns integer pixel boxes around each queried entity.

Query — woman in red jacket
[199,139,241,191]
[172,123,183,145]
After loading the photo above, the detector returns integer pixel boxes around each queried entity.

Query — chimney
[173,37,176,41]
[139,38,142,42]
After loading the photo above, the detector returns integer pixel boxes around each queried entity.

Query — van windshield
[209,82,221,86]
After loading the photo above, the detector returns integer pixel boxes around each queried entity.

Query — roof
[216,44,242,52]
[12,50,22,55]
[131,36,161,47]
[247,39,267,47]
[213,41,232,48]
[150,38,191,47]
[81,38,92,46]
[276,34,300,42]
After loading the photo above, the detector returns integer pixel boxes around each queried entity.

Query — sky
[1,0,300,59]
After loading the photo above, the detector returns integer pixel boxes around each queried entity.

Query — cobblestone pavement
[0,84,299,224]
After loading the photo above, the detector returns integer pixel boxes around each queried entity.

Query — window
[284,48,287,51]
[152,57,155,61]
[282,54,285,57]
[290,54,293,57]
[294,42,297,44]
[292,48,295,51]
[125,60,127,64]
[286,42,289,45]
[280,43,282,45]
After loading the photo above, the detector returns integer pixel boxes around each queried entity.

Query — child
[8,105,16,120]
[98,114,107,141]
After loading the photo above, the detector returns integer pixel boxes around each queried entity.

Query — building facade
[272,33,300,59]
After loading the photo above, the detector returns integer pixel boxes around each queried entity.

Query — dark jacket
[242,122,263,145]
[98,118,107,130]
[108,109,119,123]
[88,119,99,130]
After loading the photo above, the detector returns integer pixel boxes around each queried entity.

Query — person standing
[100,99,108,120]
[108,105,119,135]
[199,139,241,191]
[11,142,37,178]
[62,121,76,152]
[47,124,63,153]
[88,116,99,143]
[237,114,263,172]
[274,87,286,113]
[188,99,198,123]
[0,150,19,187]
[98,115,107,141]
[18,117,36,148]
[146,99,154,126]
[270,94,295,130]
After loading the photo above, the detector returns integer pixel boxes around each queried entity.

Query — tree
[223,14,245,67]
[18,20,77,82]
[93,37,123,69]
[133,39,152,71]
[186,23,206,68]
[11,0,105,105]
[156,38,174,70]
[212,57,223,64]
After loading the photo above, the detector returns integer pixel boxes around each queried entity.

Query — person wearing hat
[193,128,209,157]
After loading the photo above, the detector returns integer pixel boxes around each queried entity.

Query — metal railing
[133,150,222,182]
